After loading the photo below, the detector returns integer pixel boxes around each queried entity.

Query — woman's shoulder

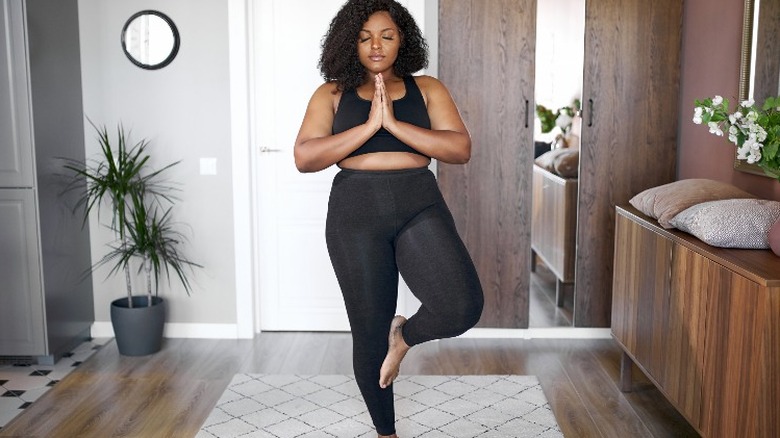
[411,75,452,103]
[312,81,341,97]
[310,81,342,112]
[411,74,443,89]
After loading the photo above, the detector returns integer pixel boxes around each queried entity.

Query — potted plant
[536,99,581,148]
[63,121,200,356]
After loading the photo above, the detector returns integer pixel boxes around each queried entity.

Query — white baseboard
[91,322,241,339]
[460,327,613,339]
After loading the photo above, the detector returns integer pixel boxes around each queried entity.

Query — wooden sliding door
[575,0,682,326]
[437,0,536,328]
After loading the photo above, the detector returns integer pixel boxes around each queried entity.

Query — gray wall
[78,0,237,325]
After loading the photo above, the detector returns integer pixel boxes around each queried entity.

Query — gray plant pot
[110,296,166,356]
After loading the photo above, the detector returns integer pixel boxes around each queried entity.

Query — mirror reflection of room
[121,11,179,69]
[749,0,780,110]
[530,0,585,328]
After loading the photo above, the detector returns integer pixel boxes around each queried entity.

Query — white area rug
[197,374,563,438]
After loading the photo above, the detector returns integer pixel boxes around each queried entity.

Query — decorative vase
[769,218,780,257]
[110,296,166,356]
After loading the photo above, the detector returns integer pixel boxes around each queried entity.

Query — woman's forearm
[384,121,471,164]
[294,122,378,172]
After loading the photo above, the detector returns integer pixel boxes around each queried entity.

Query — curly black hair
[319,0,428,91]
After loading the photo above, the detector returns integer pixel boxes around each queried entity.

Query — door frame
[228,0,254,338]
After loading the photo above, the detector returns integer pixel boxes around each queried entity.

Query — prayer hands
[368,73,397,132]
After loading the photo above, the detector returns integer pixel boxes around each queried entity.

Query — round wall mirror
[121,10,180,70]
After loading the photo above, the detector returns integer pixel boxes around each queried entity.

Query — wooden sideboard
[531,164,578,307]
[611,206,780,438]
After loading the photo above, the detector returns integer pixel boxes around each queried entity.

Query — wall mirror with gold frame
[736,0,780,176]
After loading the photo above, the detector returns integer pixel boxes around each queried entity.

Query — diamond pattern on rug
[197,375,563,438]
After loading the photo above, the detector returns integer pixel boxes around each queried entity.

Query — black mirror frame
[121,10,180,70]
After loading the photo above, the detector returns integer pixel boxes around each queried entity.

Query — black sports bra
[332,76,431,158]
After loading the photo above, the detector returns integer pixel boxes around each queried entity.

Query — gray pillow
[629,179,756,228]
[668,198,780,249]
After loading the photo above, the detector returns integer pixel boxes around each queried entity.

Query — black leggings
[325,167,484,436]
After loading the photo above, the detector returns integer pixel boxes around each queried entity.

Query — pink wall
[678,0,780,200]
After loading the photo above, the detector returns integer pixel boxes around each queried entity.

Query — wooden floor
[0,333,700,437]
[529,261,573,327]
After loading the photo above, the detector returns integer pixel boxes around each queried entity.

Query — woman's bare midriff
[338,151,431,170]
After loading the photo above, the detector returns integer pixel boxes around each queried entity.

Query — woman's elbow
[294,148,317,173]
[453,138,472,164]
[295,161,313,173]
[458,148,471,164]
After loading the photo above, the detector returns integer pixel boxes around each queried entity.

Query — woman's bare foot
[379,315,410,389]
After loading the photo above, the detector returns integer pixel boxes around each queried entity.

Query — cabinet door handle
[525,99,530,128]
[588,98,594,127]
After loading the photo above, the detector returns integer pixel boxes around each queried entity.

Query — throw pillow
[553,149,579,178]
[534,148,569,173]
[629,179,756,228]
[534,148,579,178]
[668,198,780,249]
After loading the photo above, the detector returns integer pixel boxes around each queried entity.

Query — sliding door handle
[525,99,530,128]
[588,99,594,127]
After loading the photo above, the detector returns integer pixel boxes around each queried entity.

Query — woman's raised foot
[379,315,410,389]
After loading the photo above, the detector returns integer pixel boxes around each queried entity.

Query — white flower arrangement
[693,95,780,180]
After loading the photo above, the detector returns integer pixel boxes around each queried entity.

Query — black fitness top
[332,75,431,158]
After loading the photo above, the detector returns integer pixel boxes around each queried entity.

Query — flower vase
[769,218,780,257]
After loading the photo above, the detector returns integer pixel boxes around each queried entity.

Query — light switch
[200,158,217,175]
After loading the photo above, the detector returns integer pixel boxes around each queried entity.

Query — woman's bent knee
[445,290,484,336]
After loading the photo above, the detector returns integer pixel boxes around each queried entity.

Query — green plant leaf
[60,119,200,303]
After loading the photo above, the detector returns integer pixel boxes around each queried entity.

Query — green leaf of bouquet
[763,96,780,110]
[764,141,778,160]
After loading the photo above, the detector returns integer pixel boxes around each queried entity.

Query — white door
[251,0,432,331]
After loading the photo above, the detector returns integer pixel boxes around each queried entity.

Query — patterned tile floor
[0,338,109,429]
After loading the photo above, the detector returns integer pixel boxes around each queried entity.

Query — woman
[294,1,483,436]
